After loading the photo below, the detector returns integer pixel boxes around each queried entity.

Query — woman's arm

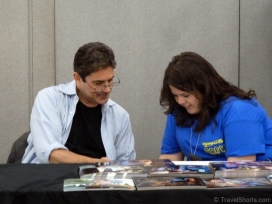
[223,98,266,161]
[227,155,256,161]
[159,152,184,161]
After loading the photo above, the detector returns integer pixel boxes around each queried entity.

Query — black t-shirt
[65,101,106,158]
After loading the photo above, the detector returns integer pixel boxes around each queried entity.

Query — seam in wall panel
[54,0,56,85]
[238,0,240,88]
[28,0,33,119]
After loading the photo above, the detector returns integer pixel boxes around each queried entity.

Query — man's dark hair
[74,42,116,81]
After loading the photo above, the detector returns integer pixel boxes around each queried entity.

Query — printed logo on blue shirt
[202,139,226,155]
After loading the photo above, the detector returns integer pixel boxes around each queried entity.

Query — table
[0,164,272,204]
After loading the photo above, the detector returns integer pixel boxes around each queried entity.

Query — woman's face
[169,85,201,115]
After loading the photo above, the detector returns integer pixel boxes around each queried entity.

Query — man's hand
[49,149,110,164]
[99,157,110,162]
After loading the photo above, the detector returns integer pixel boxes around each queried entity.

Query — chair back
[7,131,30,164]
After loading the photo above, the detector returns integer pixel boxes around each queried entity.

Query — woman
[159,52,272,161]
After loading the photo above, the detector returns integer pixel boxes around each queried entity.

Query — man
[22,42,136,163]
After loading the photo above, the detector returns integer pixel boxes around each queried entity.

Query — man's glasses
[84,75,120,93]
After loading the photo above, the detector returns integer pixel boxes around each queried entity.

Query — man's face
[74,66,115,107]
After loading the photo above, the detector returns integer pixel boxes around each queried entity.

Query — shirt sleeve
[30,89,68,163]
[114,112,136,160]
[223,99,265,158]
[161,114,181,154]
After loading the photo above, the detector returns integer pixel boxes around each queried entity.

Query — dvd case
[133,176,207,190]
[203,177,272,189]
[209,161,272,178]
[148,163,214,179]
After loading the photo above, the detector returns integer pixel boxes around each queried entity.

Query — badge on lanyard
[189,127,202,161]
[189,153,202,161]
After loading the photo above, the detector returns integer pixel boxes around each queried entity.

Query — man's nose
[102,84,112,93]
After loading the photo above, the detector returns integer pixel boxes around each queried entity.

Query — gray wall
[0,0,271,163]
[240,0,272,109]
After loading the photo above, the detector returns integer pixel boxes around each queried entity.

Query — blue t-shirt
[161,97,272,161]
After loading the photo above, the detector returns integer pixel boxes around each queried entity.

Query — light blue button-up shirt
[22,80,136,163]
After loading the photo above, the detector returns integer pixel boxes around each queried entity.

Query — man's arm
[49,149,109,163]
[110,110,136,160]
[29,87,96,163]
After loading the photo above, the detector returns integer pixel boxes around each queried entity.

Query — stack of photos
[133,176,207,190]
[79,159,175,179]
[203,177,272,189]
[79,165,149,179]
[63,160,272,192]
[110,159,176,167]
[63,178,136,191]
[148,163,214,179]
[209,161,272,178]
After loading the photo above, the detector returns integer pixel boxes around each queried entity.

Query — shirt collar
[56,80,116,110]
[56,80,77,95]
[102,98,115,112]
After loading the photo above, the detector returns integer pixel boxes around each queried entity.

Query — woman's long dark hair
[160,52,256,132]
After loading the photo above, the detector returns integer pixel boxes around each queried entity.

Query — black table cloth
[0,164,271,204]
